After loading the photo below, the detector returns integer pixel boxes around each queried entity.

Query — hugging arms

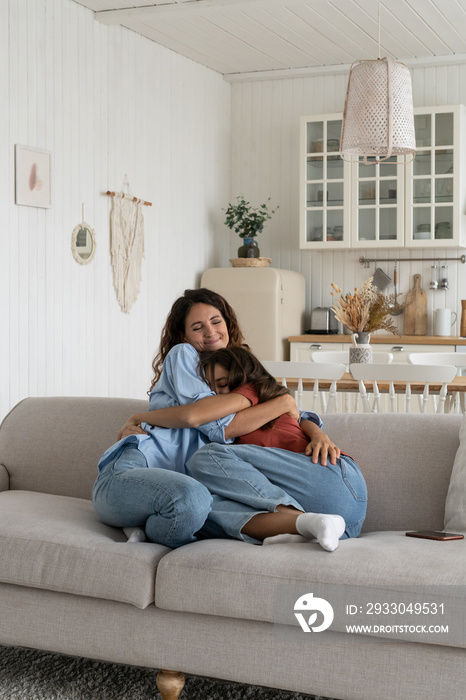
[116,386,339,465]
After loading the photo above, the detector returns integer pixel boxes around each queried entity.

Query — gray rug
[0,645,335,700]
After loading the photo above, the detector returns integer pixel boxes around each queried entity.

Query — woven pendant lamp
[340,2,416,164]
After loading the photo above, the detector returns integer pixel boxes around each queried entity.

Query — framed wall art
[15,145,52,208]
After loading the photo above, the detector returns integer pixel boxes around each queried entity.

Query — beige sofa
[1,397,466,700]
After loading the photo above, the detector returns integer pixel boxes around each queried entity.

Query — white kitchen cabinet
[350,156,405,248]
[290,340,454,364]
[299,114,351,249]
[405,105,466,248]
[300,106,466,250]
[290,341,345,362]
[373,342,452,363]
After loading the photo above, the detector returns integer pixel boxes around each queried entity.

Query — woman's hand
[304,430,341,466]
[117,415,148,441]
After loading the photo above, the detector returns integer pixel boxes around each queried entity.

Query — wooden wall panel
[0,0,230,421]
[230,65,466,335]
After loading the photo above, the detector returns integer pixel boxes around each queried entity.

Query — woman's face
[205,364,230,394]
[183,303,229,353]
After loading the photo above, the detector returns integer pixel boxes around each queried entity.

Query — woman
[185,347,367,552]
[92,288,313,548]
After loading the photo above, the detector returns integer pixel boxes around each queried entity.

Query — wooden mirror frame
[71,222,96,265]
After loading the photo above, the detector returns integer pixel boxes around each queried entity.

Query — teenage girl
[185,346,367,552]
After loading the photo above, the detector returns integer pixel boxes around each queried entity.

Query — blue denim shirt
[98,343,322,474]
[98,344,235,473]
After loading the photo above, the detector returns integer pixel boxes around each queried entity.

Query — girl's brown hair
[149,288,245,392]
[199,346,289,430]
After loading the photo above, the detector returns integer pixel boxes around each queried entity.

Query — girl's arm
[117,392,298,441]
[224,393,298,439]
[117,393,249,440]
[301,419,341,466]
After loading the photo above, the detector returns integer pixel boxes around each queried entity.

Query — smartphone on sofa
[405,530,464,541]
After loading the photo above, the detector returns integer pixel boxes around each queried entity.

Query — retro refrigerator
[201,267,306,360]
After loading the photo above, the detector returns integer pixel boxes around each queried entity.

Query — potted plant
[224,195,278,258]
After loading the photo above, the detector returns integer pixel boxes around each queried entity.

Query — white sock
[295,513,346,552]
[123,527,147,543]
[263,534,308,545]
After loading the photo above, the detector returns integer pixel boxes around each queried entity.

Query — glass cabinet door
[300,115,350,249]
[351,156,404,248]
[300,105,465,251]
[406,106,463,248]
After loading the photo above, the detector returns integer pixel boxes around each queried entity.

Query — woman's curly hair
[149,288,245,392]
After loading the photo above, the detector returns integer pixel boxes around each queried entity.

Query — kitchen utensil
[372,267,391,292]
[461,301,466,337]
[435,221,451,240]
[415,224,431,241]
[434,309,457,336]
[389,262,405,316]
[403,274,427,335]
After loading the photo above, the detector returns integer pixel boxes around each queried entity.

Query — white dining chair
[310,350,394,366]
[349,363,458,414]
[262,360,346,414]
[310,350,394,412]
[408,352,466,413]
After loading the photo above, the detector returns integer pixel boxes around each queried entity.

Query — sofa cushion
[444,411,466,533]
[155,535,466,647]
[321,413,462,533]
[0,491,169,609]
[0,397,148,500]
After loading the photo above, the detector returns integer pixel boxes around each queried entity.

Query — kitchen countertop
[289,334,466,345]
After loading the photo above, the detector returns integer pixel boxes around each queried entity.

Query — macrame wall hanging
[106,177,152,313]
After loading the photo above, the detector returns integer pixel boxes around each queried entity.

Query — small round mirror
[71,222,96,265]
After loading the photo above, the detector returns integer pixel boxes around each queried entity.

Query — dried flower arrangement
[331,278,399,335]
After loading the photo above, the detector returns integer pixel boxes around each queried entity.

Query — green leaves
[224,195,278,238]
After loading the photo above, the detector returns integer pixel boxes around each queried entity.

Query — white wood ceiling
[73,0,466,78]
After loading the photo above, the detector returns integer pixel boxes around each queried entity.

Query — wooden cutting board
[403,274,428,335]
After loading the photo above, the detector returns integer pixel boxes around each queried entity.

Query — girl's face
[183,303,229,353]
[206,364,230,394]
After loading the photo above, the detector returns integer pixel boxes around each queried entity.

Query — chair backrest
[407,352,466,374]
[311,350,393,365]
[349,363,458,413]
[310,352,393,413]
[262,360,346,413]
[408,352,466,413]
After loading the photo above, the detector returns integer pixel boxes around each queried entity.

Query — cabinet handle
[391,346,405,352]
[310,344,322,350]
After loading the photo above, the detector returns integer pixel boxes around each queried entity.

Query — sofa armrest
[0,463,9,491]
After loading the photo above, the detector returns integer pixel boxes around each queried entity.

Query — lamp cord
[378,0,381,59]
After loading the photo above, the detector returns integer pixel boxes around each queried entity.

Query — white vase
[349,333,373,366]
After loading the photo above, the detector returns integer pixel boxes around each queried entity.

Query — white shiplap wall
[0,0,230,421]
[230,64,466,335]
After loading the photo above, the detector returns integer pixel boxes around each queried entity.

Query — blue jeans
[187,444,367,544]
[92,444,213,548]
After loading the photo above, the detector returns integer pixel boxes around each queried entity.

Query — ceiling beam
[95,0,284,25]
[223,52,466,82]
